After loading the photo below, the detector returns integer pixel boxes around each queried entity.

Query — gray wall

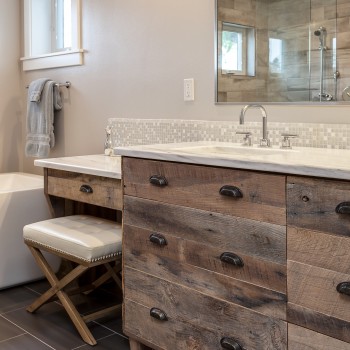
[1,1,350,174]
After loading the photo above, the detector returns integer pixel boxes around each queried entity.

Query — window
[269,38,283,74]
[221,23,255,76]
[21,0,83,71]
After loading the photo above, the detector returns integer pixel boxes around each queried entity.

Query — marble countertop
[115,141,350,180]
[34,154,122,179]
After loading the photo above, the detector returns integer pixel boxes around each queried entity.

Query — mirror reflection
[215,0,350,104]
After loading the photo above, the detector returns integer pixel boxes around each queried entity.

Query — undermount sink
[171,143,297,156]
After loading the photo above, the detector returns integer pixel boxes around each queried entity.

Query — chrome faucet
[239,104,270,147]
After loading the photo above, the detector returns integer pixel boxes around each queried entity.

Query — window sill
[20,49,84,71]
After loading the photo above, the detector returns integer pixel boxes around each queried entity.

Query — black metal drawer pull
[149,233,167,246]
[220,337,242,350]
[335,202,350,214]
[337,282,350,296]
[220,252,244,267]
[79,184,93,193]
[150,307,168,321]
[219,185,243,198]
[149,175,168,187]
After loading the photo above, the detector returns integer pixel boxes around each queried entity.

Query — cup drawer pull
[150,307,168,321]
[149,175,168,187]
[149,233,167,246]
[337,282,350,296]
[220,337,242,350]
[335,202,350,214]
[219,185,243,198]
[80,184,93,193]
[220,252,244,267]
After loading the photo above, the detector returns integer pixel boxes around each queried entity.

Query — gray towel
[25,79,63,158]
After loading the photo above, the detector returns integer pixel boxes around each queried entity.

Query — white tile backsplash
[107,118,350,150]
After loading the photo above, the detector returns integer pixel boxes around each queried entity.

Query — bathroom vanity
[116,142,350,350]
[34,154,122,218]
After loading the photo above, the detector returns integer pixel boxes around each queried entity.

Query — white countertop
[34,154,122,179]
[115,141,350,180]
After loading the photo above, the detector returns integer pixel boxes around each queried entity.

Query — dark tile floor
[0,279,130,350]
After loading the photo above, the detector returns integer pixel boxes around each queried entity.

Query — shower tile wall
[217,0,350,102]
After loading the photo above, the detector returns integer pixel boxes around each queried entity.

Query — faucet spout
[239,104,270,147]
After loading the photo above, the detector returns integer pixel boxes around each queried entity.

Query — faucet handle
[281,133,298,149]
[236,131,252,146]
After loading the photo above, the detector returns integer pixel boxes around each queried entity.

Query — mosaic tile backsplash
[107,118,350,150]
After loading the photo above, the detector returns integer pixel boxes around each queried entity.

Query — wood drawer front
[288,227,350,275]
[123,157,286,225]
[287,176,350,237]
[288,261,350,324]
[288,323,350,350]
[124,196,286,265]
[47,169,122,210]
[124,224,287,319]
[124,267,287,350]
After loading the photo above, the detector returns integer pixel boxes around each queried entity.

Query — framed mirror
[215,0,350,104]
[21,0,83,71]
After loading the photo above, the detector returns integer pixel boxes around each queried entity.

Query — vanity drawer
[123,267,287,350]
[124,196,286,292]
[288,323,350,350]
[46,169,122,210]
[124,223,287,319]
[124,196,286,265]
[288,261,350,334]
[288,226,350,275]
[287,176,350,237]
[123,157,286,225]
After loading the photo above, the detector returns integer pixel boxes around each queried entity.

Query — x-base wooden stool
[23,215,123,346]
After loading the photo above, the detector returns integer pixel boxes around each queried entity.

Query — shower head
[314,26,326,36]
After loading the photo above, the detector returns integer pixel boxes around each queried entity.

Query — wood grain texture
[123,224,287,319]
[47,169,122,210]
[123,157,286,225]
[287,176,350,237]
[124,267,287,350]
[288,261,350,323]
[124,196,286,265]
[288,323,350,350]
[288,302,350,344]
[288,226,350,275]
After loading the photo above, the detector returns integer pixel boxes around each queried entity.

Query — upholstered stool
[23,215,123,346]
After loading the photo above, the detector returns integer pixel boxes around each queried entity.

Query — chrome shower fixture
[314,26,327,50]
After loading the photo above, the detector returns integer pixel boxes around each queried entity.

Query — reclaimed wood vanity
[116,142,350,350]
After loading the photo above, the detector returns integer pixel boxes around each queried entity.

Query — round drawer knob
[301,195,309,202]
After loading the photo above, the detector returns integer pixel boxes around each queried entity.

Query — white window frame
[21,0,83,71]
[221,22,255,77]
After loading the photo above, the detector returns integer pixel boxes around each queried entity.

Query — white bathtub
[0,172,60,289]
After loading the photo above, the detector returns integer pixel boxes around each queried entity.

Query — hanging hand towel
[25,79,62,158]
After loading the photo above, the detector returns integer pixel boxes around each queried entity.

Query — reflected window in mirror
[221,23,255,77]
[21,0,83,71]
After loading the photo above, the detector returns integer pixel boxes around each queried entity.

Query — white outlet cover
[184,78,194,101]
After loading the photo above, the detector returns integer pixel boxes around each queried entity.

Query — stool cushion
[23,215,122,263]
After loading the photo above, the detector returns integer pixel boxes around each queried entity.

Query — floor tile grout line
[0,332,27,343]
[71,333,119,350]
[0,314,56,349]
[92,320,128,339]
